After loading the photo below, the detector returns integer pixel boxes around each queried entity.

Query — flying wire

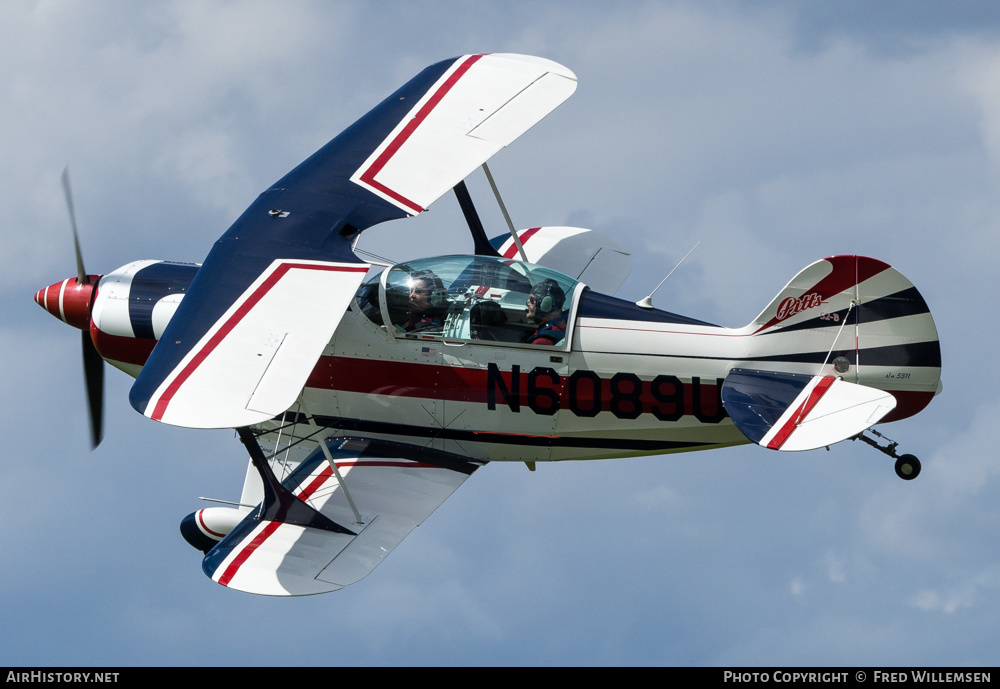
[793,300,857,428]
[354,247,395,266]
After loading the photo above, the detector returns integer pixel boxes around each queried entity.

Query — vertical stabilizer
[744,256,940,422]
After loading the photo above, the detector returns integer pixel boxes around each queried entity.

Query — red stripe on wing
[218,521,282,587]
[218,458,439,587]
[358,54,485,214]
[502,226,541,259]
[766,376,836,450]
[150,263,368,421]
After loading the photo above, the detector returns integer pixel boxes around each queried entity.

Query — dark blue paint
[577,290,718,327]
[128,262,199,340]
[180,511,219,554]
[721,369,812,444]
[763,286,931,337]
[131,57,460,415]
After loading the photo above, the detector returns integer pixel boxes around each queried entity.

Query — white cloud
[911,565,1000,614]
[824,552,847,584]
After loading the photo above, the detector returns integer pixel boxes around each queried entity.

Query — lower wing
[202,438,482,596]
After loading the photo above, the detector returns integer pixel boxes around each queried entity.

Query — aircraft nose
[34,276,101,330]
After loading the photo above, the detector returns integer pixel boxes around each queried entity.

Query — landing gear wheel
[855,430,922,481]
[894,454,921,481]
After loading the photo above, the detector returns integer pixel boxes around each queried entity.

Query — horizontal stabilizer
[489,226,632,294]
[203,439,480,596]
[722,369,897,452]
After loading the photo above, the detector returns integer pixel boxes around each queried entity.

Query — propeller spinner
[33,169,105,448]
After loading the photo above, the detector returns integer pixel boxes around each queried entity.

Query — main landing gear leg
[853,428,921,480]
[236,427,357,535]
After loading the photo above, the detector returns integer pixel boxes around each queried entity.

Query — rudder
[745,255,941,422]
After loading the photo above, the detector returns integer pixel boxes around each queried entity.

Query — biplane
[35,54,942,596]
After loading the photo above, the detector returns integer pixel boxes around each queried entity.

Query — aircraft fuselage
[62,257,938,464]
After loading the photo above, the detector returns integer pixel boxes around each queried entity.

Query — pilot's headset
[411,270,447,309]
[530,279,566,314]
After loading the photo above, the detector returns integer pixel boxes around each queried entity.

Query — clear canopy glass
[356,255,580,346]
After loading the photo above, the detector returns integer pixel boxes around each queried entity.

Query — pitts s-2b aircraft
[35,54,942,596]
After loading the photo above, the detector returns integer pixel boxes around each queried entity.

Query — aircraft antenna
[197,497,256,508]
[636,241,700,309]
[482,162,527,261]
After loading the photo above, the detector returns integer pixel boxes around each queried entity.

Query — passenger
[404,270,447,334]
[471,299,516,342]
[525,279,567,345]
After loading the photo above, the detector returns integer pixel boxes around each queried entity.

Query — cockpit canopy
[355,255,581,347]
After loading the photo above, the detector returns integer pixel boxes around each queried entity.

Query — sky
[3,0,999,667]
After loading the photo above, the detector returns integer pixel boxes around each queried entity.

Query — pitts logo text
[776,292,824,321]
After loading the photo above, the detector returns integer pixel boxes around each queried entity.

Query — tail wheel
[894,454,921,481]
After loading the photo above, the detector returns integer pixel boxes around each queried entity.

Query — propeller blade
[61,168,87,284]
[82,329,104,449]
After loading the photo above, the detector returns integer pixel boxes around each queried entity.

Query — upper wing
[202,438,482,596]
[490,226,632,294]
[129,54,577,429]
[722,368,897,452]
[350,54,577,214]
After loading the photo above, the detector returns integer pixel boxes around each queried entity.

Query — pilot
[404,270,447,334]
[525,279,568,345]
